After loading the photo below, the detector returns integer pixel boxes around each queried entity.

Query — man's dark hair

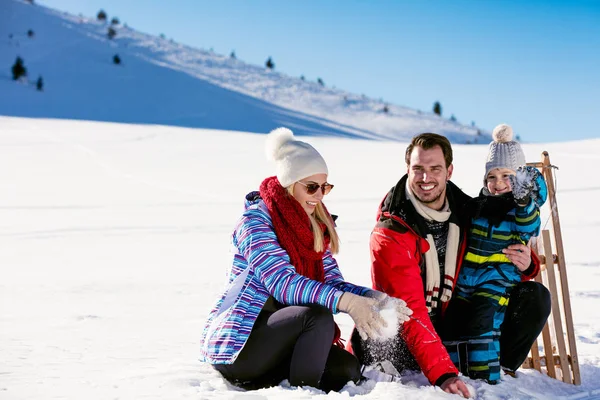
[405,133,453,168]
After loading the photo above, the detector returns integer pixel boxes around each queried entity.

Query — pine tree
[230,51,236,59]
[113,54,121,65]
[107,26,116,39]
[265,57,274,70]
[317,78,324,87]
[11,56,27,80]
[97,10,107,21]
[36,76,43,91]
[111,17,120,25]
[27,29,35,38]
[433,101,442,116]
[450,114,457,122]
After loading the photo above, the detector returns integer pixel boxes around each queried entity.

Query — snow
[1,1,599,398]
[374,300,401,342]
[1,116,599,400]
[1,0,487,143]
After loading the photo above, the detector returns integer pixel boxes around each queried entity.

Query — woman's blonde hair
[287,184,339,254]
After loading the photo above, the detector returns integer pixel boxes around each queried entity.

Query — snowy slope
[1,115,599,399]
[0,0,489,142]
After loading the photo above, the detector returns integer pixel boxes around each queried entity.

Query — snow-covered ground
[1,116,599,399]
[1,0,487,142]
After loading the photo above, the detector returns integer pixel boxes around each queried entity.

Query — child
[443,124,548,384]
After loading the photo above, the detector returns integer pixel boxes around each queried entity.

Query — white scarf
[405,184,460,312]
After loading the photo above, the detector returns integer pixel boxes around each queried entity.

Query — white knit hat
[484,124,526,181]
[265,127,328,187]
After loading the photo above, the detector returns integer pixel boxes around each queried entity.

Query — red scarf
[259,176,343,347]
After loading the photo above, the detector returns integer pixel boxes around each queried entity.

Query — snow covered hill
[1,0,488,142]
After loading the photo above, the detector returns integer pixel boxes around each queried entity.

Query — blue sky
[38,0,599,142]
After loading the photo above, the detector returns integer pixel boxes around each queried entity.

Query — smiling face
[292,173,329,215]
[407,145,453,210]
[486,167,515,195]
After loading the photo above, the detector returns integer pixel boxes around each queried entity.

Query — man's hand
[440,376,472,398]
[502,241,531,272]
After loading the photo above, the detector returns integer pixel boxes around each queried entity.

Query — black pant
[351,281,551,376]
[499,281,551,370]
[214,305,361,392]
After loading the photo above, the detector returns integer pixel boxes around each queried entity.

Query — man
[348,133,551,397]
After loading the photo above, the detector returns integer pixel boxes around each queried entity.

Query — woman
[200,127,412,392]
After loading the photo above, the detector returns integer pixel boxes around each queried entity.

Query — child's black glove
[508,166,548,207]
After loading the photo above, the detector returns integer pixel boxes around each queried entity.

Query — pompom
[492,124,514,143]
[265,127,295,161]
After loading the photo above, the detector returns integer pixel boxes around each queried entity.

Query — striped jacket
[199,194,370,364]
[459,196,542,287]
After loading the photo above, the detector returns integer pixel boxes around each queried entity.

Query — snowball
[374,302,400,341]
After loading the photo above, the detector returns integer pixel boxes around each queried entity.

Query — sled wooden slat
[523,354,574,369]
[537,254,558,267]
[529,340,542,372]
[522,152,581,385]
[532,268,555,378]
[538,269,557,379]
[541,229,571,382]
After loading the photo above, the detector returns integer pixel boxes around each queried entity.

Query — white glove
[364,289,388,302]
[338,292,387,340]
[381,297,413,323]
[364,290,413,323]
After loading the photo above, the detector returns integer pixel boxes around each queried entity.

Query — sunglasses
[297,181,334,195]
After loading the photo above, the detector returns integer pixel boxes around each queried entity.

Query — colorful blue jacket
[459,194,543,288]
[199,194,370,364]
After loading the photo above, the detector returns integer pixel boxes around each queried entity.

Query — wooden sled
[521,152,581,385]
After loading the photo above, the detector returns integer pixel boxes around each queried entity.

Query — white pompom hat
[484,124,526,182]
[265,127,328,188]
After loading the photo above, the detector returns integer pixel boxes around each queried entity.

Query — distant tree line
[96,9,121,39]
[8,6,128,94]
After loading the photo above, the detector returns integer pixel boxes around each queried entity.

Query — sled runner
[521,152,581,385]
